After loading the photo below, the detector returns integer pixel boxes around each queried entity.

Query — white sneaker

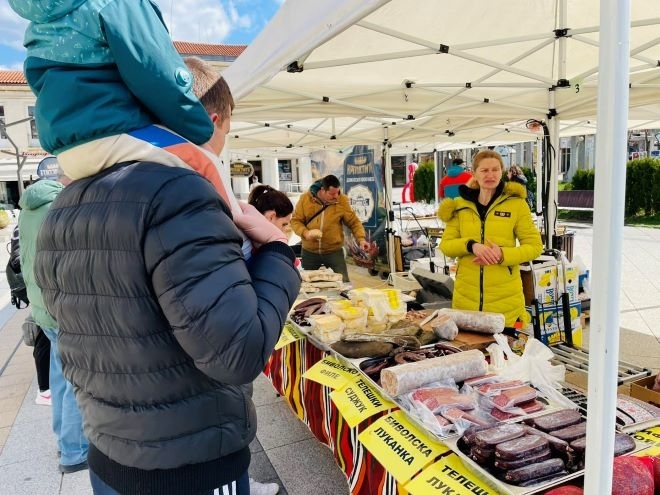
[249,478,279,495]
[35,389,52,406]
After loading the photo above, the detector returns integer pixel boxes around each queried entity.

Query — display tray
[443,428,651,495]
[339,350,569,440]
[288,319,334,352]
[560,382,660,434]
[443,435,584,495]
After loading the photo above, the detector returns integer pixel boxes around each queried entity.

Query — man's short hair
[184,57,235,120]
[321,175,341,189]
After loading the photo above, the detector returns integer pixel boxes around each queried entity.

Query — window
[0,106,6,140]
[28,106,39,142]
[391,155,407,187]
[560,147,571,174]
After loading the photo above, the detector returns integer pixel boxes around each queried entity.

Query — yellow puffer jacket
[438,182,543,326]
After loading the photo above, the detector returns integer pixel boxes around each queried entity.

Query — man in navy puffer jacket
[33,74,301,495]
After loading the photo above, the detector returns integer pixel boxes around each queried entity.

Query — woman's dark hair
[248,185,293,218]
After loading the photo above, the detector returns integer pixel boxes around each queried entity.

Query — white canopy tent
[223,2,658,492]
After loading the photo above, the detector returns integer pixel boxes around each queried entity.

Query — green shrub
[412,160,436,203]
[626,158,660,216]
[571,169,595,190]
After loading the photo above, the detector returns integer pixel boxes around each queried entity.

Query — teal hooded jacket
[9,0,213,154]
[18,179,63,330]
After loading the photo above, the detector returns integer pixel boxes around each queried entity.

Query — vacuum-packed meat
[473,423,526,448]
[504,457,565,484]
[493,448,552,470]
[495,434,549,460]
[550,422,587,442]
[530,409,582,432]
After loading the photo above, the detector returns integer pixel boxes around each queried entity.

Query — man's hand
[234,202,287,247]
[304,229,323,241]
[358,239,370,251]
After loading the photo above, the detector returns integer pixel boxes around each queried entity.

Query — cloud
[0,0,282,67]
[0,1,28,52]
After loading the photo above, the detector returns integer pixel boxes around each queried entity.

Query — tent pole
[546,90,559,250]
[583,0,630,493]
[382,129,396,276]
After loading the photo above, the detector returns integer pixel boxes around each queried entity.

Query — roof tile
[0,43,246,85]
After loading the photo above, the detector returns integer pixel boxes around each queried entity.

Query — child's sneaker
[35,389,51,406]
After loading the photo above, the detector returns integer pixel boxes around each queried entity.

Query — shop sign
[331,375,396,427]
[303,355,359,389]
[343,147,378,227]
[230,160,254,177]
[36,156,59,179]
[274,322,306,350]
[358,410,449,484]
[405,453,496,495]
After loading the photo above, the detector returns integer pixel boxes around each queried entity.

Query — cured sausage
[504,457,565,483]
[441,308,505,334]
[493,449,552,470]
[530,409,582,432]
[495,434,549,460]
[550,422,587,442]
[380,349,488,396]
[473,423,526,448]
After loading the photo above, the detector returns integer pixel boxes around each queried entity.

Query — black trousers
[33,328,50,392]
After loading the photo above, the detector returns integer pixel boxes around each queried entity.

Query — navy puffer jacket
[34,162,300,472]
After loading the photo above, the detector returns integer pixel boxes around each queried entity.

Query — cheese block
[308,314,344,343]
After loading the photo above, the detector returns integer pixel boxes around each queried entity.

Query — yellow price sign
[331,375,397,427]
[358,410,450,484]
[631,426,660,454]
[303,355,360,389]
[405,453,498,495]
[274,322,306,350]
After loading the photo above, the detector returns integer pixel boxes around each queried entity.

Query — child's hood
[9,0,86,23]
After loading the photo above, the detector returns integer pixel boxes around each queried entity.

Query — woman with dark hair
[248,185,294,236]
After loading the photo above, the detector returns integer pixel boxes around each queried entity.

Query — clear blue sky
[0,0,283,70]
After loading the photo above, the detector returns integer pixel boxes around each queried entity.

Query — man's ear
[210,112,220,123]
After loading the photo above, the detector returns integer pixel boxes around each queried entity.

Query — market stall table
[264,322,660,495]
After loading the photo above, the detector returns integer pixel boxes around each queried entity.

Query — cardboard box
[521,256,559,306]
[557,262,580,303]
[388,272,421,291]
[630,376,660,406]
[523,300,583,346]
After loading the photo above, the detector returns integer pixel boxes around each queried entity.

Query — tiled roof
[0,71,25,85]
[173,42,246,57]
[0,43,246,85]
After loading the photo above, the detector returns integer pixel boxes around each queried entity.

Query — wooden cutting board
[447,331,497,351]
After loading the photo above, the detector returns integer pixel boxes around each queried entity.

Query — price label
[358,410,450,484]
[331,375,396,427]
[303,355,360,389]
[405,453,498,495]
[631,426,660,455]
[274,322,306,350]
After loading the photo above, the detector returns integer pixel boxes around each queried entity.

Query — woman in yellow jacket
[439,150,543,327]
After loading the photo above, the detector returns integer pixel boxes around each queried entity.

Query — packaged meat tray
[443,435,584,495]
